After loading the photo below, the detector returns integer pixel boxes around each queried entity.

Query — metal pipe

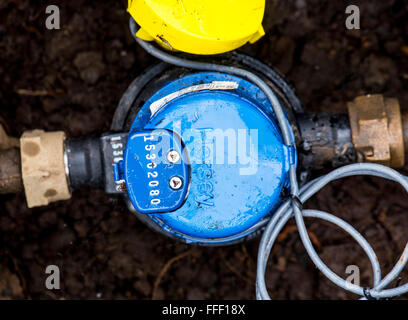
[297,113,357,170]
[65,137,104,190]
[0,147,23,194]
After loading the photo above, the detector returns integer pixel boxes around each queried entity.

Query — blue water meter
[113,72,296,245]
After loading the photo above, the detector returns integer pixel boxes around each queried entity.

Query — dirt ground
[1,0,408,300]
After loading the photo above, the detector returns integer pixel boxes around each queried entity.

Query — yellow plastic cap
[128,0,265,55]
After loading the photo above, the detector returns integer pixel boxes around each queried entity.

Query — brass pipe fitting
[20,130,71,208]
[347,94,405,167]
[0,124,72,206]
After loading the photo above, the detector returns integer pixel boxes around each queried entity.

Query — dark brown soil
[1,0,408,300]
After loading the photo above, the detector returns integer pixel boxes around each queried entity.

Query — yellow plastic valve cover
[128,0,265,55]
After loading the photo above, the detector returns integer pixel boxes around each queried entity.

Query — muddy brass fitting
[20,130,71,208]
[347,94,405,167]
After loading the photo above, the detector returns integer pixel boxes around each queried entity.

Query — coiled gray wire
[129,18,408,300]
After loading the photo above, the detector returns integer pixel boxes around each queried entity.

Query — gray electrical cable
[257,164,408,300]
[129,17,408,300]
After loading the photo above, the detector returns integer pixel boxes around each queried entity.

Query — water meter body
[110,56,300,246]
